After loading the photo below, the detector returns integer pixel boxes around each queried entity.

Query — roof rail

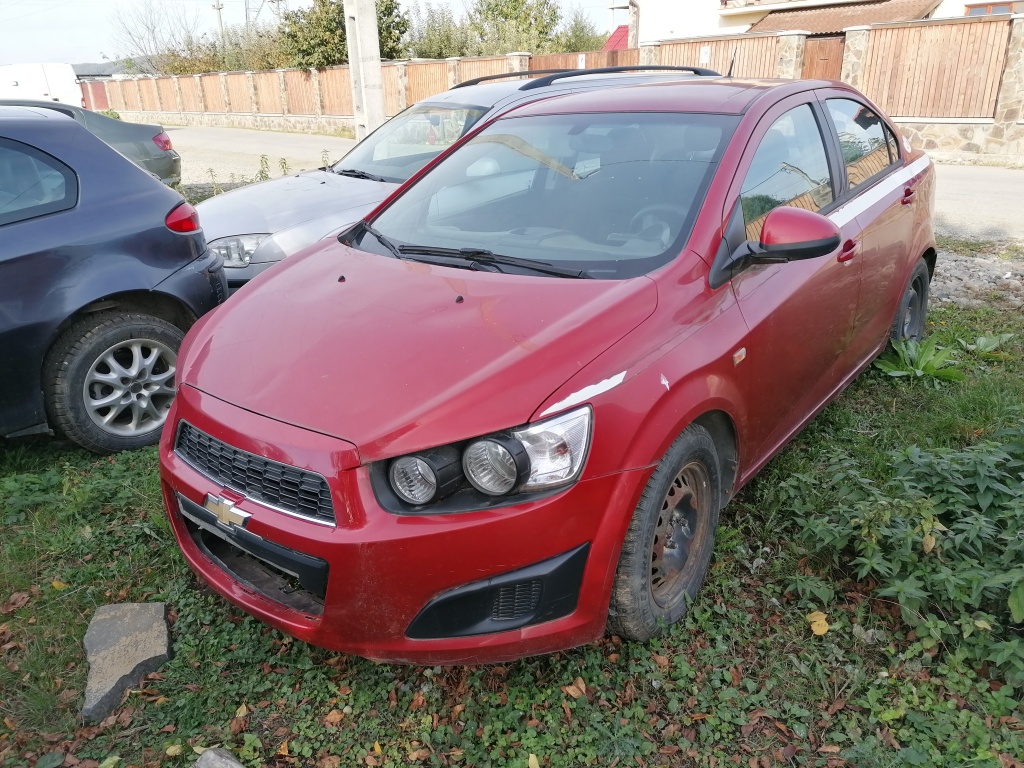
[518,65,721,91]
[452,69,574,89]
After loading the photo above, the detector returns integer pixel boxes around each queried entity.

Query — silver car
[197,66,719,294]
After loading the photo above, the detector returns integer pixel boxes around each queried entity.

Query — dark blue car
[0,106,226,453]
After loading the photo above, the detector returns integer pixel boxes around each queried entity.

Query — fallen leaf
[229,717,245,735]
[96,757,120,768]
[192,746,208,756]
[51,581,69,591]
[818,746,841,754]
[235,703,248,718]
[316,757,342,768]
[561,676,587,700]
[158,725,176,734]
[277,741,289,756]
[1,592,30,615]
[324,709,344,726]
[408,748,431,761]
[528,755,541,768]
[165,745,182,757]
[922,534,936,554]
[374,742,382,755]
[410,691,426,710]
[807,611,830,636]
[652,653,670,668]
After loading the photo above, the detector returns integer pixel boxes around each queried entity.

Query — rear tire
[890,259,931,343]
[608,424,721,641]
[44,311,184,454]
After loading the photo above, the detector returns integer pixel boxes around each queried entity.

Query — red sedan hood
[181,243,657,461]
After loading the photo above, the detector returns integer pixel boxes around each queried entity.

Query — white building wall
[632,1,978,46]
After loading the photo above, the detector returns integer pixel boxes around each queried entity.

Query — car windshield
[333,103,489,183]
[359,112,738,279]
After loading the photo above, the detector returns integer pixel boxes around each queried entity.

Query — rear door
[723,94,864,460]
[818,92,915,365]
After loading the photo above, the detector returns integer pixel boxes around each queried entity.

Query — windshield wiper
[334,167,389,183]
[344,220,402,258]
[397,245,591,279]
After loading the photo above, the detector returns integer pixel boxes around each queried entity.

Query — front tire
[890,259,931,343]
[44,311,184,454]
[608,424,722,641]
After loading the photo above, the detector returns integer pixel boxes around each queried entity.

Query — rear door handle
[901,186,916,205]
[837,239,858,263]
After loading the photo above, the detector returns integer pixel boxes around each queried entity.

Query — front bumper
[160,384,651,664]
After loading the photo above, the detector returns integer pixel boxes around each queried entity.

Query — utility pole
[343,0,386,140]
[212,1,225,41]
[244,0,251,30]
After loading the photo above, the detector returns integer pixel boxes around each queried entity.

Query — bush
[99,109,121,120]
[775,420,1024,685]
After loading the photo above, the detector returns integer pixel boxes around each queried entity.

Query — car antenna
[726,51,736,78]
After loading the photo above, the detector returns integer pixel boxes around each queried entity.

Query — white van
[0,63,82,106]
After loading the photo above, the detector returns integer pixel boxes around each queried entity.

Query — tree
[110,0,205,73]
[466,0,561,55]
[279,0,410,68]
[405,2,471,59]
[553,8,608,53]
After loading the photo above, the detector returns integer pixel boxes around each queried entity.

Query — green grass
[2,303,1023,768]
[936,235,1024,261]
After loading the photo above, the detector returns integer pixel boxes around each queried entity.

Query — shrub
[774,420,1024,685]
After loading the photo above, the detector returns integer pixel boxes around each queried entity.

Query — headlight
[388,447,462,506]
[463,437,529,495]
[208,234,269,268]
[384,407,592,508]
[513,407,591,490]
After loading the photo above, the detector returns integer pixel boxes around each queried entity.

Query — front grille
[491,580,542,621]
[175,421,335,524]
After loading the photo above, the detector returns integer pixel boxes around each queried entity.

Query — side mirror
[732,206,840,265]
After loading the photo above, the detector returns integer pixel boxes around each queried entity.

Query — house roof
[747,0,941,35]
[603,25,630,51]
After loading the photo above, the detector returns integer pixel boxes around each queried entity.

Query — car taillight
[152,131,172,151]
[166,202,200,233]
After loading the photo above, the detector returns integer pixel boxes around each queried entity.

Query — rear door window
[825,98,900,191]
[740,104,834,241]
[0,138,78,226]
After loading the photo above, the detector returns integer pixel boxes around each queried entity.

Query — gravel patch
[933,243,1024,309]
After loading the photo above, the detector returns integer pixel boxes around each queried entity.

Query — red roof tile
[603,25,630,51]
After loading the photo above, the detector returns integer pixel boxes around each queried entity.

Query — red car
[160,77,935,664]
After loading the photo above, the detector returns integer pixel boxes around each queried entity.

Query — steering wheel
[628,204,686,246]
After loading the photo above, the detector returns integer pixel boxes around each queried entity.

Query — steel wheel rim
[650,461,712,608]
[903,288,920,339]
[83,338,177,437]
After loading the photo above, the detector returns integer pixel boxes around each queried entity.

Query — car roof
[421,70,723,111]
[502,77,835,117]
[0,104,76,122]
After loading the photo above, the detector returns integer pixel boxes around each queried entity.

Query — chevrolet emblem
[203,494,251,528]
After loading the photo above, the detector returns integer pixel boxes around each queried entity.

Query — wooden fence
[860,17,1011,119]
[85,16,1018,126]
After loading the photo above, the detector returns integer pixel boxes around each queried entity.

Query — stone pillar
[775,30,808,80]
[311,68,323,117]
[172,75,183,114]
[219,72,230,113]
[194,75,207,113]
[152,76,163,111]
[396,62,409,111]
[506,52,531,74]
[640,43,660,67]
[246,71,258,114]
[840,25,871,90]
[991,15,1024,155]
[278,69,289,114]
[446,57,460,89]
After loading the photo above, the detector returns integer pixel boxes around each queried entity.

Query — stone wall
[116,110,356,137]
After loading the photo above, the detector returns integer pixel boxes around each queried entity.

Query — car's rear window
[363,111,738,279]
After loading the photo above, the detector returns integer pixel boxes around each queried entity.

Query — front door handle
[837,239,858,263]
[901,186,916,205]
